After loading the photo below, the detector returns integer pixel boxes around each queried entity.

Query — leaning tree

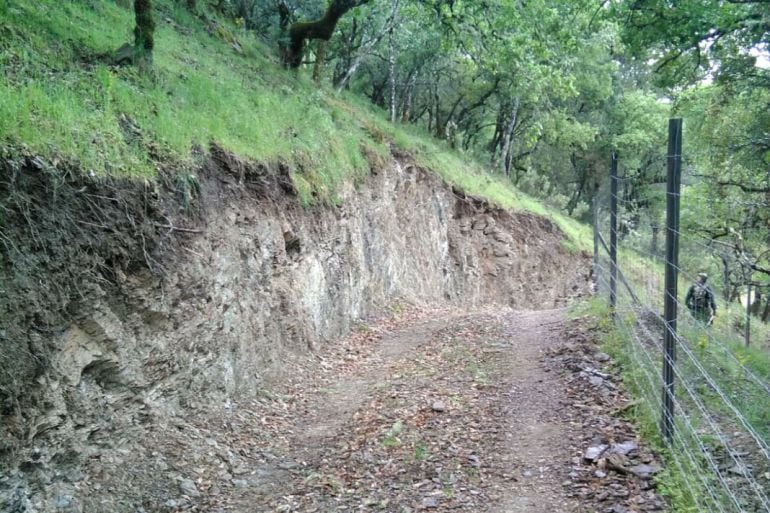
[283,0,371,68]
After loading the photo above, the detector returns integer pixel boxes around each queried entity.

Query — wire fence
[593,119,770,512]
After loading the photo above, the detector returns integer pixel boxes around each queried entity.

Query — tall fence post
[593,194,599,288]
[662,118,683,444]
[610,153,618,315]
[746,275,752,347]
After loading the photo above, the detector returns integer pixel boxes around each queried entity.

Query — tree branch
[715,180,770,193]
[284,0,372,68]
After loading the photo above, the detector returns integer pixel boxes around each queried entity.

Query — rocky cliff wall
[0,149,589,511]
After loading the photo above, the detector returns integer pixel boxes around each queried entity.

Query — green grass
[382,420,403,448]
[0,0,595,246]
[0,0,380,201]
[412,440,428,461]
[678,317,770,441]
[345,99,594,249]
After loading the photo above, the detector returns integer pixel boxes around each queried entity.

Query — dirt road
[199,308,666,513]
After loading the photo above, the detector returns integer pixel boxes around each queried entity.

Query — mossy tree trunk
[312,40,327,82]
[134,0,156,69]
[283,0,370,69]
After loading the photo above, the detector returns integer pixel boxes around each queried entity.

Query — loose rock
[422,496,439,508]
[584,444,609,462]
[179,478,200,497]
[610,441,638,456]
[629,464,660,479]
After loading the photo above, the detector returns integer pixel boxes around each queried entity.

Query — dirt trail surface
[160,307,666,513]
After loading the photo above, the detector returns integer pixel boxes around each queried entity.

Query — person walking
[685,272,717,325]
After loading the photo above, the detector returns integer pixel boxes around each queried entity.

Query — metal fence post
[593,193,599,289]
[746,275,752,347]
[610,153,618,314]
[662,118,683,444]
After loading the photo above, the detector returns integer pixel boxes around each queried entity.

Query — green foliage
[616,0,770,88]
[614,0,770,301]
[0,0,679,229]
[175,170,201,210]
[610,92,669,161]
[0,0,614,230]
[678,313,770,441]
[325,0,637,215]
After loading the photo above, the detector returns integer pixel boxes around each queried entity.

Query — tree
[283,0,372,68]
[668,83,770,317]
[134,0,156,68]
[330,3,399,91]
[618,0,770,87]
[115,0,156,68]
[615,0,770,316]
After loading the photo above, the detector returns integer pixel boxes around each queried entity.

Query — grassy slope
[0,0,590,247]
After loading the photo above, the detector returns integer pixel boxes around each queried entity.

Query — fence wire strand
[595,267,770,512]
[592,153,770,512]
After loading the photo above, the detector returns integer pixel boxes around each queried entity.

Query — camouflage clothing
[685,281,716,323]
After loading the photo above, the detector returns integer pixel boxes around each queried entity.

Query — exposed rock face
[0,152,589,511]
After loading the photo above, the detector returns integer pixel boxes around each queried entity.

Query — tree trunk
[730,284,741,303]
[431,82,441,136]
[650,221,659,257]
[462,128,474,150]
[387,0,400,123]
[427,99,433,133]
[454,76,501,131]
[412,104,429,124]
[134,0,155,69]
[437,94,464,140]
[566,154,585,216]
[334,1,398,91]
[745,277,752,347]
[333,19,362,90]
[284,0,371,69]
[369,76,386,107]
[401,70,417,123]
[312,40,327,82]
[488,109,504,162]
[278,1,291,32]
[335,49,366,91]
[722,255,731,302]
[388,27,397,123]
[499,98,519,177]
